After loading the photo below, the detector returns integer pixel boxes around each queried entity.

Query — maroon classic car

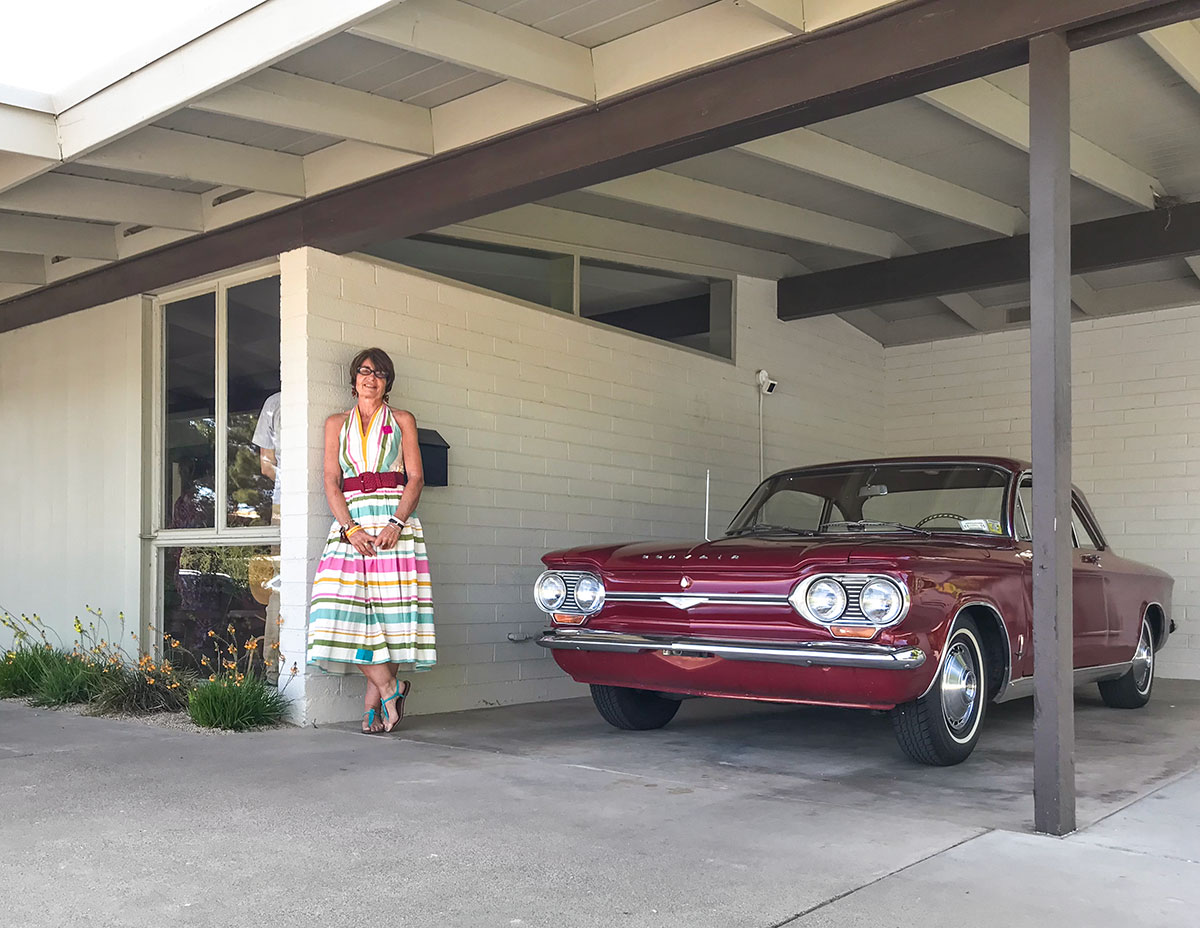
[535,457,1173,765]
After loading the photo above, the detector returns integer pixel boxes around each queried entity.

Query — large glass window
[161,544,277,679]
[579,259,730,358]
[164,293,217,529]
[155,271,281,674]
[361,234,735,359]
[363,235,574,312]
[227,276,281,528]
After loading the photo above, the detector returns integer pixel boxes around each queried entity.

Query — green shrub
[188,676,288,731]
[29,652,104,707]
[92,662,196,714]
[0,647,49,698]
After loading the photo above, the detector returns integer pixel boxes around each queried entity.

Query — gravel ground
[0,696,289,735]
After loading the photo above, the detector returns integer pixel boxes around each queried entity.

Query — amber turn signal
[552,613,587,625]
[830,624,877,639]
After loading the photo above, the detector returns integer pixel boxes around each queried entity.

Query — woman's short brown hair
[349,347,396,397]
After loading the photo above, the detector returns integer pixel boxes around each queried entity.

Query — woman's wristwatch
[387,516,406,531]
[339,520,360,543]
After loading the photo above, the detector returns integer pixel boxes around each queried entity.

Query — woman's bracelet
[387,516,406,530]
[339,521,361,542]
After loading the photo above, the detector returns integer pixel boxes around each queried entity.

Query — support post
[1029,31,1076,836]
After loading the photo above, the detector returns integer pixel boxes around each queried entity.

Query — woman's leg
[358,666,385,732]
[362,662,407,730]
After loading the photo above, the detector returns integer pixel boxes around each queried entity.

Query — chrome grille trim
[551,570,592,615]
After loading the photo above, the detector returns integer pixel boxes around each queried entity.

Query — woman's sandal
[360,707,385,735]
[380,679,411,732]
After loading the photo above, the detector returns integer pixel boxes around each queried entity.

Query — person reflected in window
[306,348,437,734]
[252,391,282,679]
[252,391,281,524]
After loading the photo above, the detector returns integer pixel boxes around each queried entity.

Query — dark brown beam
[3,0,1197,333]
[1028,32,1076,838]
[778,199,1200,320]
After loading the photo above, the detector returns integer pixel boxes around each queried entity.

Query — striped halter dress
[307,404,436,673]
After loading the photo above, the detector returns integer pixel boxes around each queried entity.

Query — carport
[3,0,1200,837]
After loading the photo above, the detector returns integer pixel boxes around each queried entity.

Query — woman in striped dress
[307,347,436,733]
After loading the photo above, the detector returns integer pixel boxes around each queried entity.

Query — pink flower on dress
[381,425,393,434]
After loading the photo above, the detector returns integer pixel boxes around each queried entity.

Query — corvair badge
[662,596,706,610]
[680,576,693,589]
[642,554,738,560]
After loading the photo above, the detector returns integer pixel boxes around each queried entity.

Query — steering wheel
[915,512,968,528]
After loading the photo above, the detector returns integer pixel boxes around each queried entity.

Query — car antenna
[704,468,711,541]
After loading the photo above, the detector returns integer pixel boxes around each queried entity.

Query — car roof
[772,455,1029,478]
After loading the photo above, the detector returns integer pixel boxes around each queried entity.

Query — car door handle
[1081,553,1102,566]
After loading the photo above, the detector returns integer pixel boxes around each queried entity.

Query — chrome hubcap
[941,641,979,733]
[1133,621,1154,694]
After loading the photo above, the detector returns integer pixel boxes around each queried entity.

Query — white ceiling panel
[155,110,339,156]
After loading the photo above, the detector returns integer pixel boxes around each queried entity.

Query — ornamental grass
[186,621,291,731]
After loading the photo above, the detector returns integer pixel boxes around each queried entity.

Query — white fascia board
[0,213,118,260]
[191,69,433,155]
[350,0,595,103]
[920,80,1162,209]
[1142,22,1200,96]
[431,82,582,154]
[77,127,306,198]
[586,170,902,258]
[0,154,59,196]
[303,141,425,196]
[0,104,60,160]
[54,0,405,160]
[1070,275,1110,316]
[0,83,56,114]
[0,251,46,285]
[593,2,790,100]
[0,173,204,231]
[452,203,802,280]
[738,129,1028,236]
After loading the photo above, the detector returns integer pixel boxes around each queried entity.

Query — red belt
[342,471,406,493]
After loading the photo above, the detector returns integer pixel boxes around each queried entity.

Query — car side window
[1072,504,1101,551]
[1016,480,1032,542]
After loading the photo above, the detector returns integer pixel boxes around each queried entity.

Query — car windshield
[726,462,1011,537]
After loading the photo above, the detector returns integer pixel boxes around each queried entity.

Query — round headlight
[806,578,847,622]
[573,574,606,613]
[534,572,567,612]
[860,578,903,625]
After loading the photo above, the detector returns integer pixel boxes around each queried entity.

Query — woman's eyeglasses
[355,366,390,380]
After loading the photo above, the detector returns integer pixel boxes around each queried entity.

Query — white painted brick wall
[281,248,886,722]
[884,308,1200,679]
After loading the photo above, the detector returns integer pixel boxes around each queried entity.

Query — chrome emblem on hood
[663,596,706,610]
[680,576,693,589]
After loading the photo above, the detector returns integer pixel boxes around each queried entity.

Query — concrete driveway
[2,680,1198,927]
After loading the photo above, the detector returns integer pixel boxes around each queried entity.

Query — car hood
[542,536,986,572]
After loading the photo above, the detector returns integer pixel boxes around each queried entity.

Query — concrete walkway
[1,681,1198,927]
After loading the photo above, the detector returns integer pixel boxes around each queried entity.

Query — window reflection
[164,293,216,529]
[227,276,281,527]
[163,544,278,681]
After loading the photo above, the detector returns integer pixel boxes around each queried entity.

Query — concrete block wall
[884,307,1200,679]
[279,247,886,723]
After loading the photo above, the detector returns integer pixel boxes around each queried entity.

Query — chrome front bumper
[538,628,926,670]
